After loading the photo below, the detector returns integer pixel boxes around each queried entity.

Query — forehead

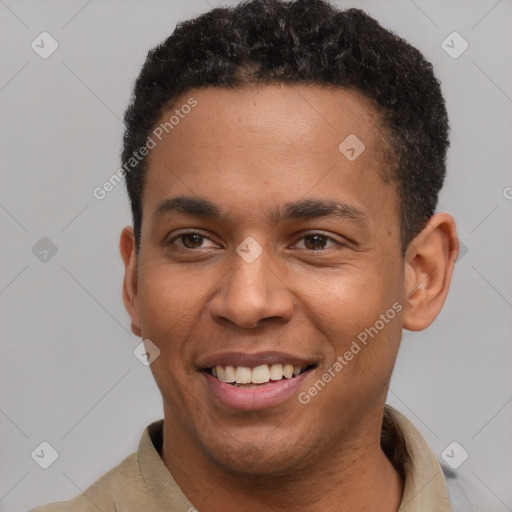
[142,84,397,229]
[153,84,382,153]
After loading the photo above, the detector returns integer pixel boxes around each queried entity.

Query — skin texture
[120,84,458,512]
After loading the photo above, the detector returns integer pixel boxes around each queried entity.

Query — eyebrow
[152,195,368,224]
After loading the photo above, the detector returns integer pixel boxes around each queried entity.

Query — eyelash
[167,231,346,251]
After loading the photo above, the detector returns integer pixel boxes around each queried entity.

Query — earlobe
[119,226,142,337]
[402,213,459,332]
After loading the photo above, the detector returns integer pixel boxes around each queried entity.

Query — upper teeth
[212,364,304,384]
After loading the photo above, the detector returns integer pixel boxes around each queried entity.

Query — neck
[160,409,404,512]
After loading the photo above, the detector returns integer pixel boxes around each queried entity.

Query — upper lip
[197,351,319,369]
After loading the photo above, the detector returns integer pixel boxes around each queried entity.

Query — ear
[119,226,142,337]
[402,213,459,331]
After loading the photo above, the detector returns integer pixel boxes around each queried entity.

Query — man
[30,0,459,510]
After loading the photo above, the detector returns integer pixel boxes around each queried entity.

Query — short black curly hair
[122,0,449,254]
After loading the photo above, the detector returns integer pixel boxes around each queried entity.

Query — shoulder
[27,451,140,512]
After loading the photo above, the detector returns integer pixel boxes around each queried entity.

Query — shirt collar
[383,405,452,511]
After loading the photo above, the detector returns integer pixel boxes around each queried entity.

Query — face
[125,85,409,475]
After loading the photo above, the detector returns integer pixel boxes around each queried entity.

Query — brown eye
[292,233,344,252]
[303,234,329,250]
[167,231,218,249]
[181,233,205,248]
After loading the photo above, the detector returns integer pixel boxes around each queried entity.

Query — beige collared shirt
[29,405,452,511]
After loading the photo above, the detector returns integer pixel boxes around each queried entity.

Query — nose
[208,249,294,329]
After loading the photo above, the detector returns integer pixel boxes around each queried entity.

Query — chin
[199,427,321,477]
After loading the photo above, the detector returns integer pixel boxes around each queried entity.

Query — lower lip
[203,370,312,411]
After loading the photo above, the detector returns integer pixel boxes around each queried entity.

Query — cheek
[137,266,204,408]
[139,279,181,338]
[300,271,403,419]
[289,260,404,396]
[291,262,400,337]
[137,263,200,357]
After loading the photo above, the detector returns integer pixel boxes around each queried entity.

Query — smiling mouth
[204,363,317,388]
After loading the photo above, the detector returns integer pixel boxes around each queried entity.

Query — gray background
[1,0,511,510]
